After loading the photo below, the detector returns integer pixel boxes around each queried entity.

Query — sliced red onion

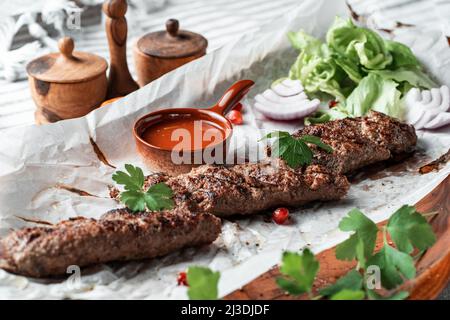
[254,79,320,120]
[256,90,308,106]
[424,112,450,129]
[404,88,423,125]
[254,99,320,121]
[271,79,304,97]
[404,85,450,130]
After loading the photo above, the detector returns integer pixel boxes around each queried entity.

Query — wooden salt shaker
[133,19,208,87]
[103,0,139,98]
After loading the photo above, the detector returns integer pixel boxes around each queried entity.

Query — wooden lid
[136,19,208,59]
[27,37,108,84]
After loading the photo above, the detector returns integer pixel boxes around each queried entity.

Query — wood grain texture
[27,37,108,124]
[225,174,450,300]
[136,19,208,58]
[30,73,107,123]
[134,50,205,87]
[28,37,108,124]
[27,37,108,84]
[406,174,450,299]
[103,0,139,99]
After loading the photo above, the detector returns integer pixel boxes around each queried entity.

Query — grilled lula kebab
[136,111,417,216]
[0,112,417,277]
[0,206,221,278]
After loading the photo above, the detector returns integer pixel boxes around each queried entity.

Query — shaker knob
[103,0,127,18]
[58,37,74,59]
[166,19,179,37]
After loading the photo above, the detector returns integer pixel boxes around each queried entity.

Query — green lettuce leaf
[285,16,436,126]
[287,31,348,101]
[385,40,419,68]
[304,105,350,125]
[344,73,403,119]
[333,53,365,83]
[369,67,437,93]
[326,17,392,70]
[325,16,361,60]
[304,73,404,125]
[288,30,322,52]
[304,110,331,125]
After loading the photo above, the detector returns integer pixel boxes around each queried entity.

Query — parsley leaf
[187,266,220,300]
[276,249,319,295]
[112,164,145,191]
[262,131,291,139]
[112,164,174,212]
[336,208,379,263]
[143,183,174,211]
[387,205,436,254]
[273,207,436,300]
[367,244,416,290]
[367,290,409,300]
[319,270,363,297]
[330,289,365,300]
[262,131,333,168]
[120,190,147,212]
[354,236,368,269]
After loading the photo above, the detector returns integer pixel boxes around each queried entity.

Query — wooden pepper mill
[103,0,139,98]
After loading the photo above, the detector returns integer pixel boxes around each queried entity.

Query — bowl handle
[209,80,254,116]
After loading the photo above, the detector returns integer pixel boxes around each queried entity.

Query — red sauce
[142,117,227,150]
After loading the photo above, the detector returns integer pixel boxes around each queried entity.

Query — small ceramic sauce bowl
[133,80,254,175]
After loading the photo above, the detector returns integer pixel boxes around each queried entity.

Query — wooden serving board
[225,174,450,300]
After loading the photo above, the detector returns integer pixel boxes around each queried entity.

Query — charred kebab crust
[291,111,417,174]
[0,207,221,278]
[161,159,349,216]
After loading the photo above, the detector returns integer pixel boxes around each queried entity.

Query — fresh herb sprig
[112,164,174,212]
[186,266,221,300]
[261,131,333,168]
[185,205,436,300]
[276,248,319,298]
[280,205,436,300]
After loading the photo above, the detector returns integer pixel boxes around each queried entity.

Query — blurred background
[0,0,449,130]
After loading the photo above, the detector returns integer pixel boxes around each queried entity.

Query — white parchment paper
[0,0,449,299]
